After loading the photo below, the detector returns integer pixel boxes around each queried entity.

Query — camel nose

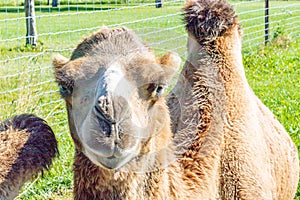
[94,95,121,141]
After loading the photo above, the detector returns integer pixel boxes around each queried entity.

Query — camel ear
[143,52,180,100]
[157,52,181,82]
[53,54,69,71]
[52,54,73,98]
[52,55,87,98]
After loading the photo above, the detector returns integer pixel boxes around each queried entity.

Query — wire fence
[0,0,299,198]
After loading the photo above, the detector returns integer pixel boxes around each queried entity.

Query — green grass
[0,1,299,199]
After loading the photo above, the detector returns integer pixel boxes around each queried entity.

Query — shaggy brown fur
[0,114,58,200]
[53,0,298,199]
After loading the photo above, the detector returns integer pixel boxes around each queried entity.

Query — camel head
[53,27,181,170]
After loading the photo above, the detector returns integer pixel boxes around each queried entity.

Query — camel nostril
[98,118,111,137]
[94,103,115,123]
[94,104,119,138]
[97,95,111,115]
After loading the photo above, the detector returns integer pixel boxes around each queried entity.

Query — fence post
[265,0,269,45]
[156,0,162,8]
[52,0,58,7]
[24,0,38,46]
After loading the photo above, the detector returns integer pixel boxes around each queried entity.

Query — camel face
[70,55,178,169]
[53,28,180,169]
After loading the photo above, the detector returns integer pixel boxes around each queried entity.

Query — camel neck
[207,30,254,123]
[167,45,227,197]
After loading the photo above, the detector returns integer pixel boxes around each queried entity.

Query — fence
[0,0,299,198]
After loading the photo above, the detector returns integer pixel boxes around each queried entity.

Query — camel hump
[1,114,52,137]
[0,114,58,168]
[184,0,239,43]
[0,114,58,199]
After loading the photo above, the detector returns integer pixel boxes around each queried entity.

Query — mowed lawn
[0,1,299,199]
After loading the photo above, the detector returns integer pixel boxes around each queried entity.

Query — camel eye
[59,85,72,97]
[142,83,166,100]
[147,84,165,95]
[155,85,164,95]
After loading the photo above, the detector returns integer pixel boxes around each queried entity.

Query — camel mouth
[98,156,121,169]
[84,147,137,170]
[82,138,139,170]
[78,109,141,169]
[107,155,116,159]
[95,156,122,169]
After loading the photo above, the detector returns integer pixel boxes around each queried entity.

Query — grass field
[0,0,299,199]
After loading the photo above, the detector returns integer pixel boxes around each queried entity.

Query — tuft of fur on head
[184,0,239,43]
[70,27,135,60]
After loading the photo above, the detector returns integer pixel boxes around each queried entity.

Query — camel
[0,114,58,200]
[52,0,299,199]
